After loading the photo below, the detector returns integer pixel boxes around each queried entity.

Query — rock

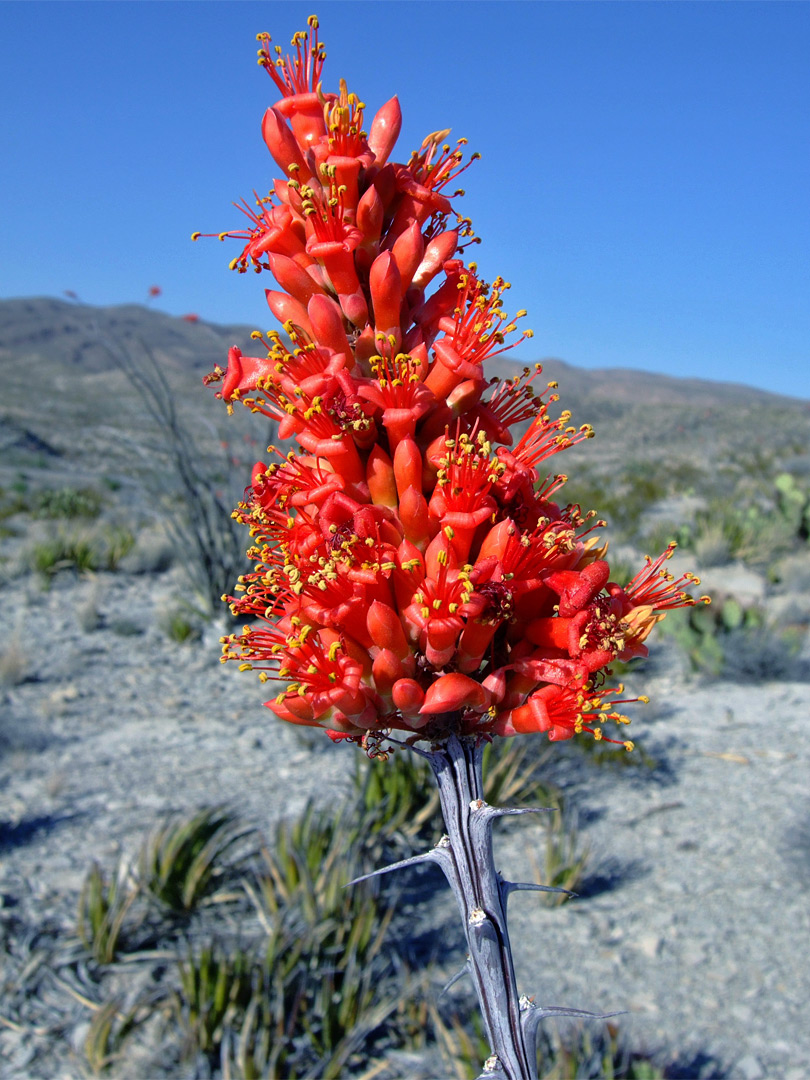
[734,1054,764,1080]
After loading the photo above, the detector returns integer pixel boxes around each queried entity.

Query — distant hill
[1,295,804,407]
[0,296,259,377]
[1,296,808,474]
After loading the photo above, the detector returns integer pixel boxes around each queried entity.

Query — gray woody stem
[350,731,619,1079]
[425,733,535,1080]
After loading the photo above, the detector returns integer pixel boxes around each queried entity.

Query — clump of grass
[28,525,135,581]
[0,485,26,524]
[33,486,104,520]
[138,806,255,914]
[30,532,98,579]
[530,792,591,906]
[352,746,439,858]
[175,941,257,1060]
[77,861,141,964]
[159,606,202,644]
[102,524,136,569]
[84,998,141,1077]
[233,800,399,1078]
[433,1008,664,1079]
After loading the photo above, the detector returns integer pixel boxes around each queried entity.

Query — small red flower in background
[205,16,708,750]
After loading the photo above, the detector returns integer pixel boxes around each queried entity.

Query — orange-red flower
[207,17,708,751]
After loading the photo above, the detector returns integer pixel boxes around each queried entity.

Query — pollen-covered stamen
[497,680,644,748]
[509,406,594,473]
[245,335,343,404]
[301,177,359,248]
[259,450,344,512]
[356,344,435,445]
[408,133,480,196]
[553,683,641,746]
[256,17,326,97]
[404,544,472,665]
[368,349,426,406]
[289,560,367,637]
[432,429,501,529]
[475,368,559,446]
[619,542,707,612]
[440,270,533,368]
[323,78,367,157]
[327,387,374,434]
[328,520,357,555]
[192,192,278,274]
[511,520,580,579]
[272,335,331,376]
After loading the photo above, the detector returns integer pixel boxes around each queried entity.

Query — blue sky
[2,1,809,398]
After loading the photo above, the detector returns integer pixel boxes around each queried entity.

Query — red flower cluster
[204,17,706,749]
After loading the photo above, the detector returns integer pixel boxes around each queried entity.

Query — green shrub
[660,597,805,681]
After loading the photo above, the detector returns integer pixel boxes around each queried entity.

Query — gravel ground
[1,562,810,1079]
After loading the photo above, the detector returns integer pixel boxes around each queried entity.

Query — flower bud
[265,289,314,338]
[369,251,402,333]
[367,600,410,657]
[390,220,425,294]
[261,107,309,178]
[391,677,426,718]
[366,445,398,507]
[307,294,354,363]
[368,95,402,165]
[412,230,459,290]
[393,436,423,497]
[420,672,491,715]
[266,252,325,306]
